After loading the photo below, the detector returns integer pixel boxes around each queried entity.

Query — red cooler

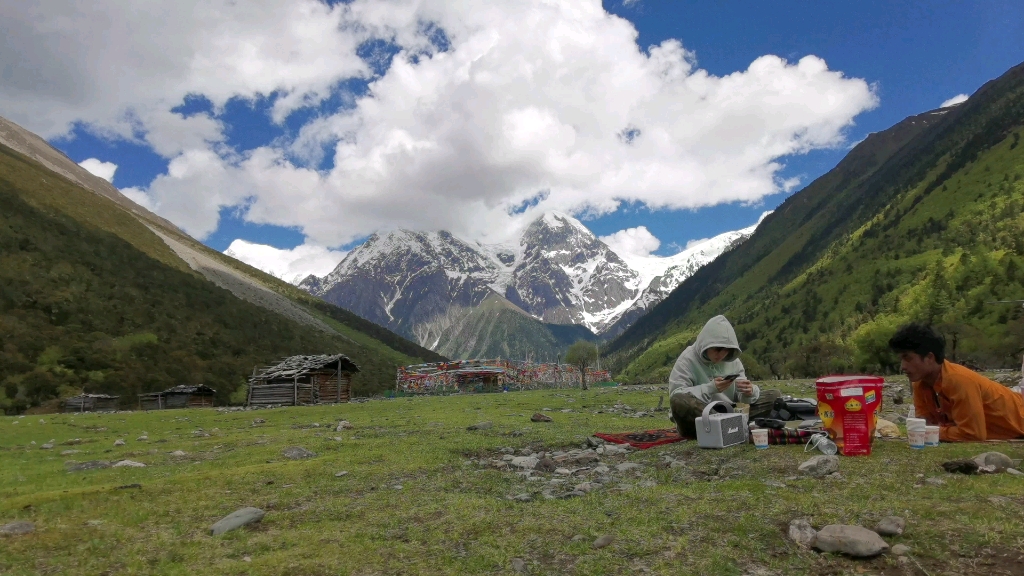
[815,375,884,456]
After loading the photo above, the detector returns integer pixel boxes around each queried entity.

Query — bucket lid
[815,374,884,385]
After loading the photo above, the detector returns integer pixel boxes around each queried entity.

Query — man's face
[706,347,730,363]
[899,351,938,382]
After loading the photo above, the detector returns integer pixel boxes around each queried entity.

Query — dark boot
[670,393,709,438]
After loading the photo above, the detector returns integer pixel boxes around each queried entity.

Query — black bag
[769,397,818,421]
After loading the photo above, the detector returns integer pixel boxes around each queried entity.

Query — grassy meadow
[2,383,1023,575]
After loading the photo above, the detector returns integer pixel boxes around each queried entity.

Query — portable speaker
[696,401,748,449]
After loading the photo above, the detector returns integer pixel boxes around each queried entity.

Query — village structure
[61,393,120,413]
[396,359,612,395]
[246,354,360,407]
[138,385,217,410]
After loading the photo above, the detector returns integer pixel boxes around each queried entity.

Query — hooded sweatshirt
[668,315,759,404]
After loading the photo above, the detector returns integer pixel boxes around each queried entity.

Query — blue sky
[28,0,1024,273]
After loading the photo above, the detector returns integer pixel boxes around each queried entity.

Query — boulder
[874,516,906,536]
[788,519,817,548]
[813,525,889,557]
[336,420,354,431]
[536,458,557,473]
[798,455,839,477]
[466,421,493,431]
[586,436,605,448]
[112,460,146,468]
[973,452,1013,473]
[511,557,527,574]
[282,446,316,460]
[0,521,35,536]
[209,507,265,536]
[511,456,539,470]
[592,534,615,549]
[113,439,126,447]
[530,413,553,423]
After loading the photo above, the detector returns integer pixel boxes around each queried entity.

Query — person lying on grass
[889,322,1024,442]
[668,315,780,438]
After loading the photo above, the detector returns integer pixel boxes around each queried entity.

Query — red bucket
[815,375,884,456]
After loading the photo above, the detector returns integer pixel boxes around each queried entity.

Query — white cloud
[77,158,117,182]
[2,1,879,247]
[685,236,712,250]
[224,240,346,285]
[940,94,969,108]
[601,226,661,258]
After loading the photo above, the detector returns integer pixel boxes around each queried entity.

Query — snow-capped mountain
[301,212,764,353]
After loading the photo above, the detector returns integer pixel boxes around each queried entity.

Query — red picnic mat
[594,428,687,449]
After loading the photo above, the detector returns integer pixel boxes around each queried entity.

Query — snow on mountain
[301,211,766,346]
[224,240,346,285]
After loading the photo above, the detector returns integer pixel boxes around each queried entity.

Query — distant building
[247,354,360,407]
[62,394,120,413]
[397,359,611,394]
[138,385,217,410]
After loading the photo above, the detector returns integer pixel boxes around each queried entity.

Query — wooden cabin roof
[250,354,360,383]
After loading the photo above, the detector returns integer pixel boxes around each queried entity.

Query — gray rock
[113,439,125,447]
[554,468,572,475]
[40,443,54,450]
[336,420,354,431]
[499,447,516,454]
[536,458,557,473]
[557,490,585,499]
[466,421,493,431]
[334,471,349,477]
[209,507,265,536]
[570,534,585,543]
[973,452,1013,472]
[615,462,643,472]
[574,482,600,493]
[511,456,539,470]
[1007,468,1024,476]
[592,534,615,549]
[170,450,187,457]
[66,460,111,472]
[874,516,906,536]
[892,544,911,556]
[136,435,148,441]
[788,519,816,548]
[798,455,839,477]
[586,436,605,448]
[512,557,527,574]
[0,521,35,536]
[531,413,553,422]
[112,460,146,468]
[510,493,533,502]
[282,446,315,460]
[924,477,946,486]
[813,524,889,557]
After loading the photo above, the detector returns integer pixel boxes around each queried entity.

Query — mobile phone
[722,374,740,381]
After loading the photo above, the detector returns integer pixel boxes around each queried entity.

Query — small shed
[248,354,360,407]
[63,394,120,413]
[139,385,216,410]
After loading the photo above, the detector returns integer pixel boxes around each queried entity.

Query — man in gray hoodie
[669,315,779,437]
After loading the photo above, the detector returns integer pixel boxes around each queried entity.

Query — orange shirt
[912,362,1024,442]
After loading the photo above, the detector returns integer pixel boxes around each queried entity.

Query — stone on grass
[136,435,148,441]
[892,544,911,556]
[510,493,533,502]
[1007,468,1024,476]
[536,458,557,473]
[530,413,552,423]
[942,459,980,475]
[282,446,315,460]
[334,471,349,477]
[466,421,493,431]
[511,557,527,574]
[511,456,539,470]
[113,439,125,447]
[586,436,604,448]
[788,519,817,548]
[170,450,187,457]
[61,450,80,456]
[973,452,1013,472]
[813,525,889,557]
[798,455,839,477]
[112,460,146,468]
[874,516,906,536]
[574,482,600,493]
[615,462,643,472]
[209,507,265,536]
[66,460,111,472]
[336,420,354,431]
[0,521,35,536]
[40,443,54,450]
[924,477,946,486]
[592,534,615,549]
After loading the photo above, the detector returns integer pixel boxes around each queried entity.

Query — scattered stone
[511,557,527,574]
[336,420,354,431]
[798,455,839,478]
[170,450,187,457]
[813,525,889,557]
[0,521,35,536]
[570,535,585,543]
[511,456,539,470]
[788,519,817,548]
[282,446,315,460]
[334,471,349,477]
[510,493,533,502]
[892,544,911,556]
[209,507,265,536]
[86,520,104,527]
[592,534,615,549]
[113,460,146,468]
[252,418,266,425]
[1007,468,1024,476]
[66,460,111,472]
[616,463,643,472]
[243,556,252,563]
[392,485,403,490]
[466,421,493,431]
[556,490,585,499]
[499,447,516,454]
[586,436,604,448]
[942,459,980,475]
[574,482,600,493]
[536,458,557,473]
[988,495,1013,506]
[924,477,946,486]
[531,413,553,423]
[593,465,610,474]
[874,516,906,536]
[136,435,148,441]
[60,450,80,456]
[113,439,126,447]
[554,467,572,475]
[973,452,1013,473]
[64,438,83,445]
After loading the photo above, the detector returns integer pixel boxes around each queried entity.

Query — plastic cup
[907,417,926,449]
[925,426,940,447]
[751,428,769,450]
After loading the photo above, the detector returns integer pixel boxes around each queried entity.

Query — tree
[564,341,599,390]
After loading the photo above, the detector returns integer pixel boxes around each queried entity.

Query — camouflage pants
[670,389,781,438]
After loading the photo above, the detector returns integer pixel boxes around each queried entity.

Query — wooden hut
[63,394,120,413]
[139,385,216,410]
[247,354,359,407]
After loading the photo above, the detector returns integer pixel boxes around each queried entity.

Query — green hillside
[0,143,442,412]
[432,293,598,361]
[607,61,1024,383]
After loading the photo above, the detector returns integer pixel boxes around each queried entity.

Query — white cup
[907,418,926,449]
[751,428,769,450]
[925,426,940,447]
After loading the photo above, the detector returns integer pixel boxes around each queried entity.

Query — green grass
[2,384,1023,575]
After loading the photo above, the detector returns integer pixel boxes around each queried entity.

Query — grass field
[2,383,1023,575]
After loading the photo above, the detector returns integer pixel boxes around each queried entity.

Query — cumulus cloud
[77,158,117,182]
[2,0,879,247]
[224,240,346,284]
[601,226,661,258]
[940,94,969,108]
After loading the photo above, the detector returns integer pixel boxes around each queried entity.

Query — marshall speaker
[696,401,748,449]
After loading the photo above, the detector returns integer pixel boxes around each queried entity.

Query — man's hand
[735,379,754,395]
[713,377,732,392]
